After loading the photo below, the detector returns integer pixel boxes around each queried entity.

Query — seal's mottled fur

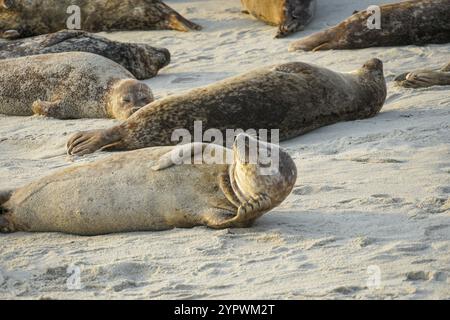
[67,59,387,156]
[289,0,450,51]
[0,0,201,39]
[0,30,170,80]
[0,52,154,119]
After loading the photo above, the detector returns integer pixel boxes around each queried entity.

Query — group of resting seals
[1,0,450,235]
[0,58,386,235]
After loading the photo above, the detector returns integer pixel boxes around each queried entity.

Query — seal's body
[0,0,201,40]
[395,61,450,88]
[241,0,316,38]
[0,135,297,235]
[289,0,450,51]
[67,59,387,156]
[0,30,170,80]
[0,52,154,120]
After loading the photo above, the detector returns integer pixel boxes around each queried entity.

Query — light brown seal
[0,134,297,235]
[395,61,450,88]
[241,0,316,38]
[0,0,201,40]
[289,0,450,51]
[67,58,387,156]
[0,30,170,80]
[0,52,154,120]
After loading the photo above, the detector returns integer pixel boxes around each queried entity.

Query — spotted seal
[289,0,450,51]
[0,30,170,80]
[241,0,316,38]
[0,0,201,40]
[67,58,387,156]
[0,134,297,235]
[0,52,154,119]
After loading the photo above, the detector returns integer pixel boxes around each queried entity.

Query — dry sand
[0,0,449,299]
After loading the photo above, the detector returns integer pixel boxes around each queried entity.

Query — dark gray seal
[289,0,450,51]
[395,61,450,88]
[0,0,201,40]
[241,0,316,38]
[0,52,154,120]
[67,58,387,156]
[0,30,170,80]
[0,134,297,235]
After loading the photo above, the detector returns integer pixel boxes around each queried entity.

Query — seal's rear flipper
[167,13,202,32]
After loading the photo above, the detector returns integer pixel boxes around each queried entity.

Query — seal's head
[108,79,154,120]
[232,133,297,207]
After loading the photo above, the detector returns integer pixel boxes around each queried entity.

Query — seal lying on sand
[0,52,154,120]
[289,0,450,51]
[0,30,170,80]
[0,134,297,235]
[241,0,316,38]
[395,61,450,88]
[0,0,201,40]
[67,58,387,156]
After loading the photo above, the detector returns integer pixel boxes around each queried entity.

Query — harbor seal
[0,52,154,120]
[67,58,386,156]
[0,30,170,80]
[0,134,297,235]
[289,0,450,51]
[395,61,450,88]
[241,0,316,38]
[0,0,201,40]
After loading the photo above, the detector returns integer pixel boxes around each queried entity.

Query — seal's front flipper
[152,143,231,171]
[32,99,68,119]
[67,127,125,156]
[152,143,207,171]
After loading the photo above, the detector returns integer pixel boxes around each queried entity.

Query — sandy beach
[0,0,449,299]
